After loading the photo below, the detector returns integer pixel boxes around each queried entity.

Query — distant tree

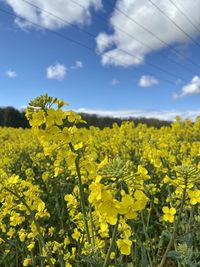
[77,113,171,129]
[0,107,29,128]
[0,107,171,129]
[0,108,4,127]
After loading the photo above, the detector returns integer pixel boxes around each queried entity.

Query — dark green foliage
[77,113,172,129]
[0,107,29,128]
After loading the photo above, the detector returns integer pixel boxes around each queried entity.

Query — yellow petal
[170,207,176,215]
[162,206,169,214]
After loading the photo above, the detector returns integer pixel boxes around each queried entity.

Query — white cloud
[5,0,102,30]
[76,108,200,121]
[138,75,158,87]
[174,75,200,98]
[6,70,17,78]
[75,61,83,68]
[47,63,67,80]
[96,0,200,67]
[111,78,120,85]
[70,60,83,70]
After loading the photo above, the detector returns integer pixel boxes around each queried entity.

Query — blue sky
[0,0,200,120]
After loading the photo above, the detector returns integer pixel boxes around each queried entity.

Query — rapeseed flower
[117,238,132,255]
[162,206,176,223]
[188,190,200,205]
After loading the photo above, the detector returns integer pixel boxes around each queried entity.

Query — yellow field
[0,95,200,267]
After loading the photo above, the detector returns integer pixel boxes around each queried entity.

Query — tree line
[0,107,171,129]
[0,107,29,128]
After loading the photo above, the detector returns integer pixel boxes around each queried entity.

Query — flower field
[0,95,199,267]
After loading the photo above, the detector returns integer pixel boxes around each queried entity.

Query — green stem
[15,243,18,267]
[102,218,119,267]
[141,212,153,267]
[146,199,153,229]
[131,243,135,267]
[167,185,173,206]
[156,231,164,265]
[173,242,181,267]
[186,208,193,233]
[159,185,187,267]
[38,239,44,267]
[69,143,91,244]
[89,203,95,247]
[31,250,36,267]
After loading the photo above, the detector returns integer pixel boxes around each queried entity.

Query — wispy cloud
[47,63,67,80]
[76,108,200,121]
[70,60,83,70]
[175,79,183,85]
[170,44,190,61]
[111,79,120,85]
[96,0,200,67]
[5,0,102,30]
[174,76,200,98]
[138,75,158,87]
[6,70,17,78]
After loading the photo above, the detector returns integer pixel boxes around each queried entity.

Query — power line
[147,0,200,48]
[21,0,97,40]
[18,0,187,81]
[69,0,195,76]
[0,7,93,51]
[168,0,200,35]
[176,0,200,27]
[105,0,200,69]
[0,7,177,85]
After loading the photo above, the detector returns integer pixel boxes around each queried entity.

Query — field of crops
[0,95,200,267]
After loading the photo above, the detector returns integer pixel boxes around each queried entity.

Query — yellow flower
[74,142,83,151]
[65,110,83,123]
[64,194,78,206]
[29,109,45,127]
[50,257,56,264]
[27,241,35,251]
[19,230,27,242]
[37,201,45,213]
[137,165,150,180]
[10,212,25,226]
[118,195,137,219]
[89,182,104,203]
[5,249,10,254]
[46,108,64,127]
[48,227,54,237]
[98,156,108,170]
[100,221,108,230]
[154,197,159,204]
[110,252,115,259]
[72,228,81,241]
[134,190,149,211]
[162,206,176,223]
[70,247,77,260]
[7,227,15,238]
[65,262,73,267]
[188,190,200,205]
[64,237,70,248]
[23,258,31,266]
[99,222,109,238]
[98,192,119,225]
[117,238,132,255]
